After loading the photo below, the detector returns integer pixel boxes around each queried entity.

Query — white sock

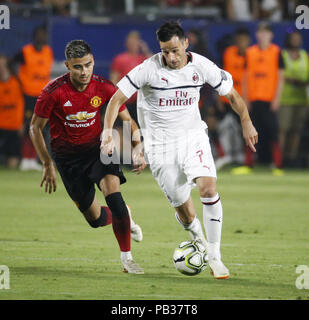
[175,213,207,244]
[121,251,133,261]
[200,193,223,260]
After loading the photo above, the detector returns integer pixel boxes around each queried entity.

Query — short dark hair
[284,30,302,49]
[65,40,92,60]
[156,21,185,42]
[257,21,273,33]
[235,27,250,37]
[33,25,47,39]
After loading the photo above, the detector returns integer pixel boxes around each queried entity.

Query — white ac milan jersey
[117,52,233,151]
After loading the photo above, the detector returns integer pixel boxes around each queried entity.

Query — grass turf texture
[0,167,309,300]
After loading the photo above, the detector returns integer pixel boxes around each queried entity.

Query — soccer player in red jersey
[29,40,146,274]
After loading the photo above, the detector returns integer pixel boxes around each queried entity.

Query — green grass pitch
[0,167,309,300]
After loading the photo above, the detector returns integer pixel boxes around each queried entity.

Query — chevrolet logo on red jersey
[66,111,97,122]
[90,96,102,108]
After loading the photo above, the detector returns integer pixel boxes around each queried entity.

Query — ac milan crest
[192,72,199,84]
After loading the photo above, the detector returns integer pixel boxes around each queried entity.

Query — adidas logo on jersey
[64,100,72,107]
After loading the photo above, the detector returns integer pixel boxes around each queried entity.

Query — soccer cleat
[131,224,143,242]
[215,155,232,170]
[272,168,284,176]
[20,159,42,171]
[193,237,208,252]
[175,212,207,249]
[208,257,229,279]
[230,166,252,175]
[122,259,144,274]
[196,239,208,255]
[127,205,143,242]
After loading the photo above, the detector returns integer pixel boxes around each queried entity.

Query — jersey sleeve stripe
[125,75,140,90]
[212,81,222,89]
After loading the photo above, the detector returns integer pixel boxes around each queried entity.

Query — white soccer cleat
[122,259,144,274]
[208,257,229,279]
[194,238,208,253]
[20,159,42,171]
[215,155,232,170]
[175,212,207,249]
[192,236,208,252]
[127,205,143,242]
[131,224,143,242]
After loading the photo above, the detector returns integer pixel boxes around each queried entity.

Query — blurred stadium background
[1,0,309,168]
[2,1,308,77]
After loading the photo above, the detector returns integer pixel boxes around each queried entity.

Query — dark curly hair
[65,40,92,60]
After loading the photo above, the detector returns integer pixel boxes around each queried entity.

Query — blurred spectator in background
[12,25,53,171]
[0,0,20,3]
[259,0,282,21]
[215,27,251,169]
[110,30,152,124]
[160,0,221,7]
[187,28,218,152]
[42,0,72,16]
[225,0,259,21]
[279,30,309,168]
[0,55,24,169]
[233,22,284,175]
[187,28,211,58]
[281,0,304,20]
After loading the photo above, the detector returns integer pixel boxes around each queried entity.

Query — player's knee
[99,175,120,196]
[105,192,128,219]
[199,185,217,199]
[87,218,102,228]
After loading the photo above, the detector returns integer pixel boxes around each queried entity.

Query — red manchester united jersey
[34,73,126,155]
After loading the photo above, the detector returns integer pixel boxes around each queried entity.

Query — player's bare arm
[29,114,57,193]
[225,87,258,152]
[118,108,146,174]
[101,89,128,155]
[271,69,284,111]
[242,69,250,110]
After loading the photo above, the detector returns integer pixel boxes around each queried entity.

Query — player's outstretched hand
[132,145,147,175]
[241,120,258,153]
[41,162,57,194]
[100,130,115,156]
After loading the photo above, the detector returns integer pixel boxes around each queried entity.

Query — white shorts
[147,130,216,207]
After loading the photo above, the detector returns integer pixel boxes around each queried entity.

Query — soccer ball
[173,240,208,276]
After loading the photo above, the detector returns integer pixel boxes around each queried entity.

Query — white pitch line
[228,263,284,267]
[7,256,94,262]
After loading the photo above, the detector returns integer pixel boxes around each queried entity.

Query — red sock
[112,215,131,252]
[22,135,37,159]
[101,206,112,226]
[244,146,254,167]
[272,142,282,168]
[215,141,225,157]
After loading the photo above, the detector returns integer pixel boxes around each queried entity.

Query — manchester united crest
[90,96,102,108]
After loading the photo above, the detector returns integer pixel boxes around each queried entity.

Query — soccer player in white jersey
[101,21,258,279]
